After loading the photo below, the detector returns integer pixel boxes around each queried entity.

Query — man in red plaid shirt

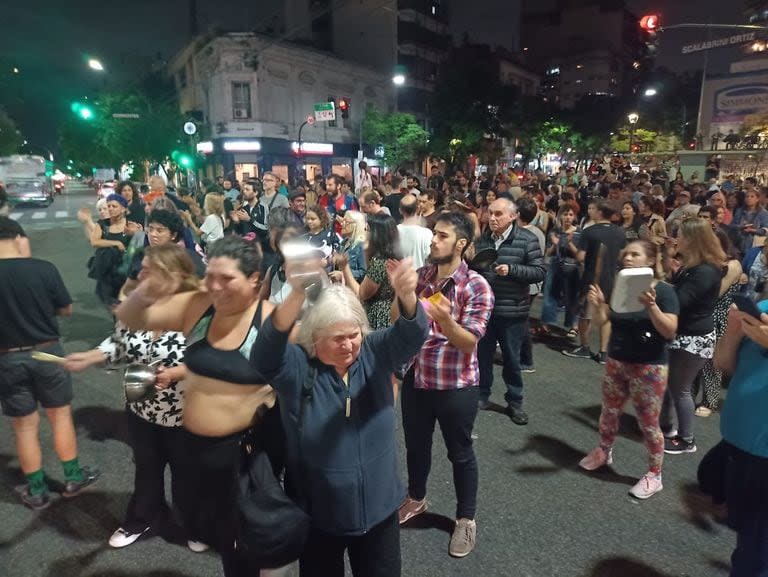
[397,211,494,559]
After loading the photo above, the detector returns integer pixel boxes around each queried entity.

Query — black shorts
[0,343,73,417]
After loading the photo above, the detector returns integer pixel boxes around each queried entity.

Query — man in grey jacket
[476,198,546,425]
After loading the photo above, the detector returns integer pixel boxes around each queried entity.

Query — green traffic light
[71,101,94,121]
[179,154,193,168]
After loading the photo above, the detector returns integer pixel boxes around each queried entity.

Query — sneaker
[507,406,529,426]
[63,466,101,498]
[187,540,210,553]
[109,526,150,548]
[629,473,663,499]
[664,436,697,455]
[520,365,536,373]
[562,345,592,359]
[695,406,713,417]
[593,351,607,365]
[398,496,427,525]
[579,446,613,471]
[477,398,491,410]
[449,518,477,558]
[15,485,51,511]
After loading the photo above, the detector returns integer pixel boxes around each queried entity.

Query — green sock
[26,470,48,496]
[62,458,83,483]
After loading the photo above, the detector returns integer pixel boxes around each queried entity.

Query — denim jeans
[478,315,527,408]
[540,260,579,329]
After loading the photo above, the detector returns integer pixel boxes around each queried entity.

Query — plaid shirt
[411,260,494,390]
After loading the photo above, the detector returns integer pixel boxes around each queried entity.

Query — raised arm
[116,275,208,333]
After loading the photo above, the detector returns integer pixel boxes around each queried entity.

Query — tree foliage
[0,109,23,156]
[58,72,184,179]
[362,107,429,171]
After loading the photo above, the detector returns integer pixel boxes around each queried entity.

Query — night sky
[0,0,747,151]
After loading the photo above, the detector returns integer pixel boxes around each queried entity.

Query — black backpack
[234,364,316,569]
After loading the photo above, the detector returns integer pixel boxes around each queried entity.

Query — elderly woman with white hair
[250,257,429,577]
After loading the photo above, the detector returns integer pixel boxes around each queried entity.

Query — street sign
[306,114,315,126]
[313,102,336,122]
[183,121,197,135]
[681,32,757,54]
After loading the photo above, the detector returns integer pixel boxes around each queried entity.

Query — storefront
[197,137,369,186]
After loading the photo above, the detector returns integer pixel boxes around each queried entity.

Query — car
[5,178,53,206]
[97,182,116,199]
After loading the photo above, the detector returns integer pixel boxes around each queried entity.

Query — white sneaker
[108,526,149,548]
[187,540,210,553]
[629,473,663,500]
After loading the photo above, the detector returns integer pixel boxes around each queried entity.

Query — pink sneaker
[579,446,613,471]
[398,496,427,525]
[629,473,663,499]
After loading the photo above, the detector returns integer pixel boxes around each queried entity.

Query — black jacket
[477,223,546,319]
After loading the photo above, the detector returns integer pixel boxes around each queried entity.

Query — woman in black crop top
[660,218,725,456]
[116,236,282,577]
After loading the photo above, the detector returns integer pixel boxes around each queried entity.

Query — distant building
[521,0,645,108]
[169,33,392,185]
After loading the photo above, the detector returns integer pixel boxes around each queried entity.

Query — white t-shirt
[397,223,433,270]
[200,214,225,246]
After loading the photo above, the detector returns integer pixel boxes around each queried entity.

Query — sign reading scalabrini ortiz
[682,32,757,54]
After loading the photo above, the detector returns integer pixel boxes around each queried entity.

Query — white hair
[296,285,371,358]
[344,210,367,246]
[492,197,517,215]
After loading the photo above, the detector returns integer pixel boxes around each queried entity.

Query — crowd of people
[1,156,768,576]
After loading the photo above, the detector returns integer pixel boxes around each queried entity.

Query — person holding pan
[63,244,205,551]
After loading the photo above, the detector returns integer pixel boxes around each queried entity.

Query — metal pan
[469,248,498,272]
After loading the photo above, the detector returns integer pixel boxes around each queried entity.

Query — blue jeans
[478,315,527,408]
[540,260,579,329]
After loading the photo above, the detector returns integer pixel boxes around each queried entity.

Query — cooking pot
[123,362,160,403]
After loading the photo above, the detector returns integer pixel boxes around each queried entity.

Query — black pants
[299,512,400,577]
[124,410,195,535]
[401,374,479,519]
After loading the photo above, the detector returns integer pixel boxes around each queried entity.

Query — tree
[362,107,429,171]
[0,109,23,156]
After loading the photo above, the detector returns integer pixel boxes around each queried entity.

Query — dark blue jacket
[251,305,429,536]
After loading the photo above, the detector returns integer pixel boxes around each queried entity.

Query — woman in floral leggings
[579,241,680,500]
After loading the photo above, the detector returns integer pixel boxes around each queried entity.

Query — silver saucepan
[123,360,162,403]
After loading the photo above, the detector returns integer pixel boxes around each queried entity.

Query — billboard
[700,71,768,143]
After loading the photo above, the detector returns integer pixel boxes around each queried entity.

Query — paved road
[9,182,95,232]
[0,210,736,577]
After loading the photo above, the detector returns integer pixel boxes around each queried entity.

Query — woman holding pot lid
[116,235,285,577]
[63,244,203,550]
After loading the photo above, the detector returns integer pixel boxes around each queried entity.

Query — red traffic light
[338,98,349,111]
[640,14,660,31]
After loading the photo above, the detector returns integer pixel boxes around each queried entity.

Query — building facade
[169,33,393,185]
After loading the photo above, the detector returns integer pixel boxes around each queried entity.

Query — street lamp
[392,74,405,86]
[628,112,639,154]
[88,58,105,72]
[643,87,658,97]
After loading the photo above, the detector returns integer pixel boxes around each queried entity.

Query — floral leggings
[599,358,668,474]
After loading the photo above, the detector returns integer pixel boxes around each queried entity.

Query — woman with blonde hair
[331,210,367,284]
[64,244,205,551]
[185,193,227,249]
[660,217,725,455]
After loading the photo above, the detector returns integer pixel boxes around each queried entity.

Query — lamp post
[392,73,405,113]
[628,112,639,154]
[87,58,105,72]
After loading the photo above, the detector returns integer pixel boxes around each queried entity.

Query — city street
[0,186,736,577]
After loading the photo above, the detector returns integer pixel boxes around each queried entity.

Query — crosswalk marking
[31,212,46,220]
[9,212,23,220]
[55,211,68,218]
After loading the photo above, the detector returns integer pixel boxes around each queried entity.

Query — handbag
[234,365,317,569]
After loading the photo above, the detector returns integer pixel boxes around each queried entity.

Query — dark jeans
[124,410,195,535]
[299,512,400,577]
[478,315,527,408]
[520,296,535,368]
[540,261,579,329]
[724,443,768,577]
[401,375,479,519]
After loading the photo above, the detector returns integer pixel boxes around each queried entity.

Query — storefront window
[302,163,323,183]
[271,165,289,185]
[235,163,259,183]
[332,163,352,182]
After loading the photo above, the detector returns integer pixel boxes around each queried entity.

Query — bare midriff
[182,372,276,437]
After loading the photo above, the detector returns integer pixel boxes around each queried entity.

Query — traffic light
[71,101,95,121]
[338,97,350,119]
[171,149,194,169]
[639,14,661,55]
[327,97,337,127]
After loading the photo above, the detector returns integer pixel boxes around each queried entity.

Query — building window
[232,82,252,120]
